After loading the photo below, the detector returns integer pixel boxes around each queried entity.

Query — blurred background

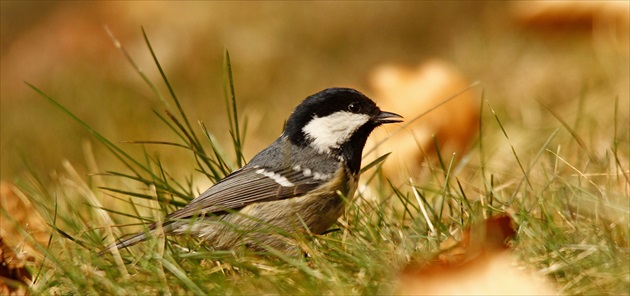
[1,1,628,184]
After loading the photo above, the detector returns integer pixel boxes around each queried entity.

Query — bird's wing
[166,166,326,220]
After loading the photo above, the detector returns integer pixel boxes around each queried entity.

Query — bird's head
[284,88,402,173]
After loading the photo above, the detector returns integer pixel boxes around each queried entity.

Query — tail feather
[99,223,164,255]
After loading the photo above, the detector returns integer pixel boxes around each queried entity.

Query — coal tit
[102,87,402,254]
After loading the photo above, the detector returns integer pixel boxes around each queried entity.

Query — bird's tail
[99,222,167,255]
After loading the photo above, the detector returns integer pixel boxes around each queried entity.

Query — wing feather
[166,166,325,220]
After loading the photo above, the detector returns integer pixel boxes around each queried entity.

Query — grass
[5,30,629,295]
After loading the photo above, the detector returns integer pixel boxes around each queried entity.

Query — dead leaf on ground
[367,60,479,180]
[0,236,33,295]
[396,215,559,295]
[0,182,50,256]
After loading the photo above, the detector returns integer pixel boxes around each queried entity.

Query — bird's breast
[292,164,358,234]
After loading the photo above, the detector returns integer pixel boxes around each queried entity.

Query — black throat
[338,122,377,175]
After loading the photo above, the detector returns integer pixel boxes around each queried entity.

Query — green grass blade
[141,28,203,152]
[538,99,599,164]
[104,26,169,109]
[223,49,246,167]
[360,152,391,174]
[160,257,206,296]
[509,128,559,203]
[26,82,159,181]
[486,99,533,190]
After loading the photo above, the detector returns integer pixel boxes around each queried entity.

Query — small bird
[102,87,402,254]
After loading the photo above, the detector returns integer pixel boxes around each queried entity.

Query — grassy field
[1,2,628,295]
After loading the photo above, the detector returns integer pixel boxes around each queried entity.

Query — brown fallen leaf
[0,236,32,295]
[0,182,50,256]
[396,215,559,295]
[512,1,629,32]
[367,60,479,180]
[436,215,515,267]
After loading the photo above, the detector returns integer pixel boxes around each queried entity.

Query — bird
[101,87,402,254]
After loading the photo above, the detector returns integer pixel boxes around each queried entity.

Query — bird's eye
[347,102,360,113]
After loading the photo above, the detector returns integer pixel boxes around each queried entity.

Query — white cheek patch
[256,169,295,187]
[302,111,371,153]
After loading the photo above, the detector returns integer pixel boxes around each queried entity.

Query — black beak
[374,111,403,124]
